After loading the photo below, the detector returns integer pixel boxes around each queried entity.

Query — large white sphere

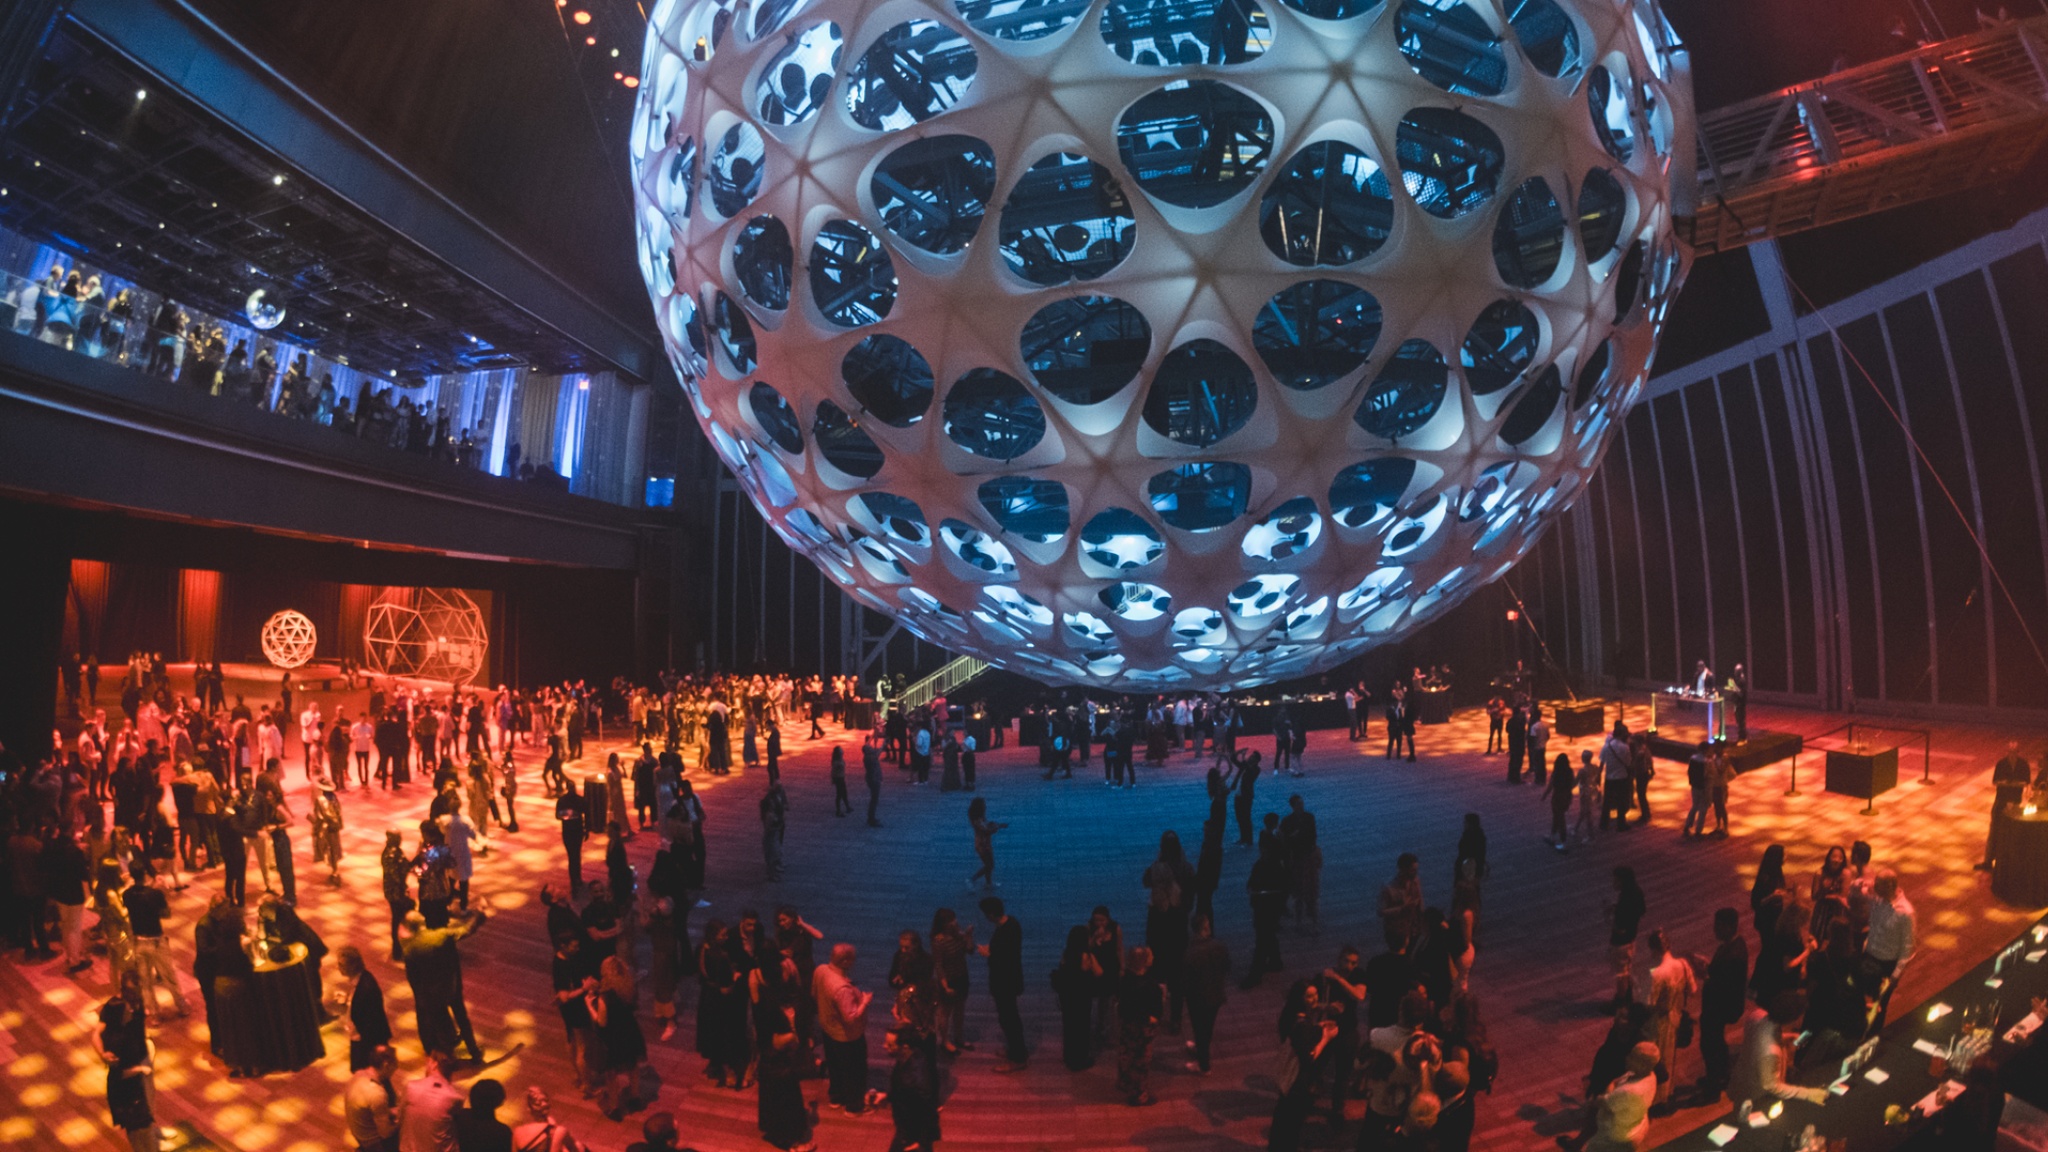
[631,0,1690,688]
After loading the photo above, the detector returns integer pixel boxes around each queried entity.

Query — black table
[217,941,324,1074]
[843,699,875,730]
[1653,915,2048,1150]
[1413,686,1454,725]
[1993,807,2048,907]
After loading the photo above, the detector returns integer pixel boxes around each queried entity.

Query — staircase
[1683,15,2048,255]
[893,655,989,712]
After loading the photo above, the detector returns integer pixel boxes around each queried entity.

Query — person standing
[300,702,325,782]
[1505,698,1527,784]
[1269,981,1339,1152]
[1377,854,1422,954]
[1605,867,1646,1008]
[1182,914,1229,1074]
[1982,740,2035,870]
[122,876,188,1020]
[1527,706,1550,786]
[966,797,1006,891]
[754,997,813,1151]
[1243,837,1289,989]
[351,713,375,789]
[1599,725,1633,832]
[1544,753,1576,851]
[765,722,782,788]
[830,747,852,817]
[815,943,873,1114]
[399,1050,465,1152]
[402,908,487,1064]
[1052,926,1097,1071]
[45,826,91,972]
[557,781,587,892]
[1696,907,1748,1101]
[862,736,884,827]
[332,945,392,1071]
[1639,929,1694,1106]
[1629,733,1655,827]
[1682,742,1712,839]
[633,746,658,830]
[344,1045,401,1152]
[312,784,344,887]
[1115,946,1163,1106]
[978,896,1027,1071]
[1232,750,1261,847]
[1727,663,1749,742]
[1861,869,1915,1033]
[1708,741,1736,837]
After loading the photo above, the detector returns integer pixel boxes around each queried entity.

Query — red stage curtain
[339,584,379,664]
[178,570,223,663]
[66,559,111,659]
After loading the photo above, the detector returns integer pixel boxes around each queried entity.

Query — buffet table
[1654,916,2048,1150]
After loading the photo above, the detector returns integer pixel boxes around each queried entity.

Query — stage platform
[1,690,2037,1152]
[1647,728,1804,773]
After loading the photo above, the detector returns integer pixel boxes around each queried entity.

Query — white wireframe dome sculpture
[362,588,490,686]
[632,0,1692,688]
[260,610,318,670]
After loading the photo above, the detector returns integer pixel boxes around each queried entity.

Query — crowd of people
[3,655,2040,1152]
[3,260,522,474]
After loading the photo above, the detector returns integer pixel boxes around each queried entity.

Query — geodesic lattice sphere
[260,610,318,670]
[632,0,1691,689]
[362,588,490,686]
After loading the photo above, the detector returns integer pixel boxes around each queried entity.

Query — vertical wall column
[0,532,70,761]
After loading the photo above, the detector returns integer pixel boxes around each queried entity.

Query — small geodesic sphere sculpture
[260,610,318,670]
[632,0,1692,688]
[362,588,490,686]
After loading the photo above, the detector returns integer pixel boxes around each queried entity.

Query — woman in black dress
[756,999,814,1151]
[1051,925,1095,1070]
[696,920,751,1087]
[588,966,646,1119]
[95,983,157,1152]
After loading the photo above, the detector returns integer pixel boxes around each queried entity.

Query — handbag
[1676,1011,1695,1049]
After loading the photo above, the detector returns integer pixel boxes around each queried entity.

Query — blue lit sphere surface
[631,0,1692,689]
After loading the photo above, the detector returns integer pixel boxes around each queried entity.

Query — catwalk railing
[1683,15,2048,254]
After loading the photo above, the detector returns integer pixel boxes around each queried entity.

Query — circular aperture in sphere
[633,0,1691,687]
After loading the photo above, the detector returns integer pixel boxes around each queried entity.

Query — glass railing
[0,263,592,494]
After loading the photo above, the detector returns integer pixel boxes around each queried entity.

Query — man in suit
[979,896,1026,1071]
[1980,741,2036,871]
[332,945,393,1071]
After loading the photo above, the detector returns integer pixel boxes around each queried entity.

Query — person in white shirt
[1693,660,1715,696]
[1587,1043,1660,1151]
[1861,869,1915,1031]
[351,715,376,789]
[256,712,285,770]
[300,703,325,781]
[1731,996,1829,1109]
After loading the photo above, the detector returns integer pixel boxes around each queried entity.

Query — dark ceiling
[0,23,602,377]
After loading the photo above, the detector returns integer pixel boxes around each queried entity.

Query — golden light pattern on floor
[1,676,2041,1152]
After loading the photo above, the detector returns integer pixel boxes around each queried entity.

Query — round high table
[1992,805,2048,907]
[221,941,324,1074]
